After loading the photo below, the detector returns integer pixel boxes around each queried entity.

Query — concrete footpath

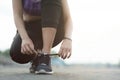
[0,65,120,80]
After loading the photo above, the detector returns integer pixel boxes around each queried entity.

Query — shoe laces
[38,52,50,66]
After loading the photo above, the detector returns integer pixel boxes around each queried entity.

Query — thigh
[41,0,62,28]
[25,19,65,48]
[41,0,65,47]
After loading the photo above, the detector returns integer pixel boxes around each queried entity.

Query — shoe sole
[35,69,54,74]
[30,70,35,73]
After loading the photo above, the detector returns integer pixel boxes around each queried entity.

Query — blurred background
[0,0,120,67]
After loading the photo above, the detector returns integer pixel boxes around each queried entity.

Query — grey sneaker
[29,63,36,73]
[29,56,39,73]
[35,53,53,74]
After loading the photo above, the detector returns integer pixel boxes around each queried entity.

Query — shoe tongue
[43,52,48,55]
[38,52,47,56]
[38,53,50,65]
[40,52,50,56]
[41,63,47,65]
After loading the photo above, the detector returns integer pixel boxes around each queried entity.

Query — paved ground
[0,65,120,80]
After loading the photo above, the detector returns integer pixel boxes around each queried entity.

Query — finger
[66,49,70,59]
[61,48,67,59]
[24,46,30,55]
[63,49,69,59]
[22,46,27,54]
[25,45,33,54]
[24,44,33,55]
[32,49,38,55]
[28,44,38,55]
[67,52,71,58]
[21,47,24,54]
[58,48,63,57]
[61,49,65,59]
[60,49,64,59]
[67,49,72,58]
[37,49,41,54]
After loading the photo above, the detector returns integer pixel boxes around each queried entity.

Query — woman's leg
[10,21,43,64]
[42,28,56,53]
[41,0,62,54]
[32,0,63,74]
[10,33,36,64]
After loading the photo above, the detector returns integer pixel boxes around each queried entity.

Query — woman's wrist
[63,37,72,41]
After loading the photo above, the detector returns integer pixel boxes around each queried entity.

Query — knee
[41,0,62,29]
[10,49,35,64]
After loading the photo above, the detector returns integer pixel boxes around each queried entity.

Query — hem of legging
[42,25,58,29]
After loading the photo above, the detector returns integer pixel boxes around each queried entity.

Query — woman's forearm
[12,0,29,40]
[14,16,29,40]
[64,18,73,39]
[61,0,73,39]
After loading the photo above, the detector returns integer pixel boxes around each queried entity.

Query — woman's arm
[12,0,37,54]
[59,0,73,59]
[62,0,73,39]
[12,0,29,40]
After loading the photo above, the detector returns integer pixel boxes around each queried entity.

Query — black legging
[10,18,64,64]
[10,0,64,64]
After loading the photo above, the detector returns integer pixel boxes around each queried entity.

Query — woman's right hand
[21,38,37,55]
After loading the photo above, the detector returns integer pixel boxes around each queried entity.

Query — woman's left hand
[58,39,72,59]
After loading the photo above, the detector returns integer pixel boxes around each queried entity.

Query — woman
[10,0,73,74]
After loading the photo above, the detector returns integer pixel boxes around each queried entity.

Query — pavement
[0,65,120,80]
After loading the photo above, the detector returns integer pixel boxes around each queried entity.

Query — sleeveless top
[22,0,42,16]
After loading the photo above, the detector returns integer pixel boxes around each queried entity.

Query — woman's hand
[21,38,37,55]
[58,39,72,59]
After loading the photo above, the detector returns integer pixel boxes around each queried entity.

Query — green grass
[0,49,10,57]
